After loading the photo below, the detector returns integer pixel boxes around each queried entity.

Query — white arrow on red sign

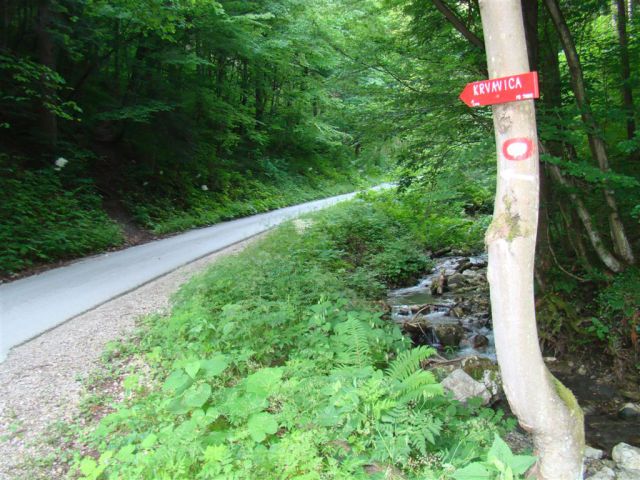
[459,71,539,107]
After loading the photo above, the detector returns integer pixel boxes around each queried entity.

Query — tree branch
[431,0,484,50]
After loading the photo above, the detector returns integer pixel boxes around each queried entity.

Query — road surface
[0,188,378,362]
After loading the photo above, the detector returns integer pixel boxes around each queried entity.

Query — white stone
[441,369,491,405]
[616,468,640,480]
[586,467,616,480]
[613,443,640,471]
[585,446,605,460]
[481,369,501,398]
[620,403,640,415]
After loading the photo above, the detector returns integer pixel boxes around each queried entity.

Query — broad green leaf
[231,392,269,417]
[452,462,493,480]
[184,384,212,408]
[247,412,278,443]
[163,370,193,396]
[140,433,157,449]
[201,355,229,378]
[116,444,136,462]
[487,434,514,467]
[245,368,283,397]
[185,361,201,379]
[167,397,190,415]
[509,455,537,475]
[79,457,98,476]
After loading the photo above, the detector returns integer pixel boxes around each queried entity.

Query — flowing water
[388,254,494,358]
[387,253,640,454]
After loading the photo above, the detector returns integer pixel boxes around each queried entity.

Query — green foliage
[1,0,389,273]
[127,164,368,235]
[67,193,511,480]
[593,268,640,350]
[0,53,82,127]
[452,435,536,480]
[597,268,640,321]
[314,194,436,291]
[0,168,123,275]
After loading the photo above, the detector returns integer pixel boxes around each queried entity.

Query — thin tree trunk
[615,0,636,140]
[2,0,9,49]
[558,201,593,270]
[431,0,485,49]
[521,0,538,70]
[548,164,623,272]
[544,0,635,265]
[478,2,585,479]
[36,0,58,149]
[538,17,623,272]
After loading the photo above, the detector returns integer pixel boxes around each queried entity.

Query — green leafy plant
[452,435,536,480]
[66,195,511,480]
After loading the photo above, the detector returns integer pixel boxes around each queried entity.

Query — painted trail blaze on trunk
[502,138,534,161]
[476,1,585,479]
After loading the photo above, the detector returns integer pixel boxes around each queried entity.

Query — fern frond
[395,370,442,403]
[333,318,371,368]
[386,346,435,381]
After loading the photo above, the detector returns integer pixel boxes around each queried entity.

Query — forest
[1,0,639,479]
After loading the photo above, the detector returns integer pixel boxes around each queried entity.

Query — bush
[594,267,640,350]
[69,194,517,480]
[0,169,123,275]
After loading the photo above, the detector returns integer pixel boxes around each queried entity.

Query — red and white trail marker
[502,137,534,161]
[459,71,539,107]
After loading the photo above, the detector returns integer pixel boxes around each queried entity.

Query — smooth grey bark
[478,1,585,478]
[544,0,635,266]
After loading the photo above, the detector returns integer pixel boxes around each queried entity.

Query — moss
[550,374,585,454]
[550,376,583,420]
[485,194,524,244]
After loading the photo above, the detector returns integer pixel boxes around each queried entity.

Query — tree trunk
[2,0,9,49]
[478,2,585,479]
[615,0,636,141]
[547,164,624,272]
[521,0,538,70]
[255,70,265,126]
[36,0,58,149]
[537,17,624,272]
[544,0,635,266]
[430,0,485,49]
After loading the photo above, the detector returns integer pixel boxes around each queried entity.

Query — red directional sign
[459,71,539,107]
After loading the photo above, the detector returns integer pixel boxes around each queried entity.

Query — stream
[387,254,640,454]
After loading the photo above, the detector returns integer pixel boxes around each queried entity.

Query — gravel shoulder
[0,236,261,479]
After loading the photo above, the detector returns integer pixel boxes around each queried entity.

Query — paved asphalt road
[0,188,381,362]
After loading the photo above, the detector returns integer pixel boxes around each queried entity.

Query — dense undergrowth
[0,158,379,277]
[0,169,123,276]
[125,161,374,235]
[67,191,536,480]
